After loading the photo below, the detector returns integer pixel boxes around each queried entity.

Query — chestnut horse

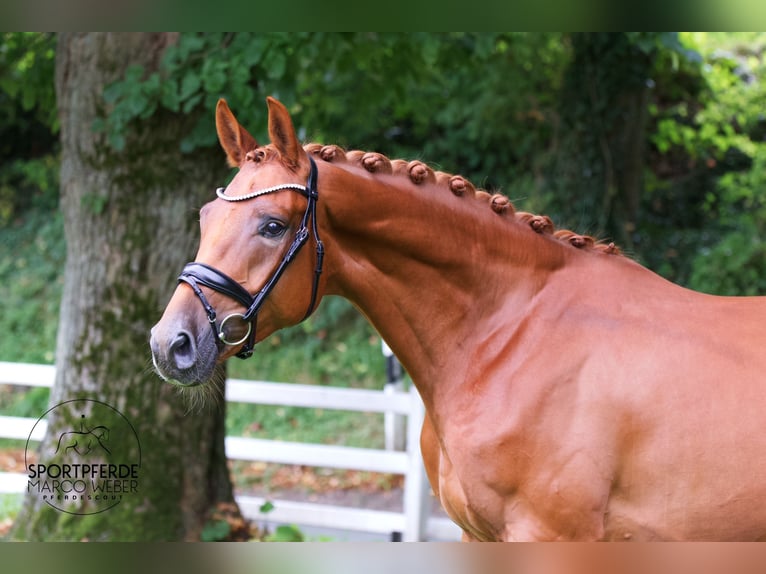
[150,97,766,541]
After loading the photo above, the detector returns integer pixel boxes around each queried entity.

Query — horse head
[150,98,324,386]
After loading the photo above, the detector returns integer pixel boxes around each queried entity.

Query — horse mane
[300,142,621,257]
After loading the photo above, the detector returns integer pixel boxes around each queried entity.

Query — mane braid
[303,143,622,257]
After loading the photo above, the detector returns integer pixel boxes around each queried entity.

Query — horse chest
[430,398,618,542]
[435,444,508,541]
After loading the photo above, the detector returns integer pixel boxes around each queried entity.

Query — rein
[178,156,324,359]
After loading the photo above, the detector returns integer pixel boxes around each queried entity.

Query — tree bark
[553,33,655,247]
[11,33,237,541]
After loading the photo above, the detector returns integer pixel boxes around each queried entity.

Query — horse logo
[54,414,112,457]
[25,398,141,515]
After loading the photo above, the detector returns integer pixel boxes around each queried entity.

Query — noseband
[178,156,324,359]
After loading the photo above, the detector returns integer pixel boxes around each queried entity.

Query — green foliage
[642,33,766,289]
[264,524,304,542]
[688,145,766,295]
[0,33,59,225]
[690,227,766,296]
[0,154,59,225]
[0,33,57,131]
[650,33,761,161]
[97,33,567,188]
[377,33,564,187]
[0,209,64,363]
[99,33,311,152]
[200,519,231,542]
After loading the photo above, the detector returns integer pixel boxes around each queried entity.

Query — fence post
[382,340,406,451]
[402,383,430,541]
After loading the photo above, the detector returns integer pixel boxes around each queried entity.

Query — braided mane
[300,143,620,256]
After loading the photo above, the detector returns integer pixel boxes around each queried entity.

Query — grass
[0,208,64,364]
[0,494,23,534]
[0,385,49,418]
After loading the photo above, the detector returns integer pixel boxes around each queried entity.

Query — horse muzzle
[149,320,218,386]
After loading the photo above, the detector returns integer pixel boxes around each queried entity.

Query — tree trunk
[11,33,237,541]
[552,33,655,248]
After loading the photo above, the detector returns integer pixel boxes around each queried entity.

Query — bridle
[178,156,324,359]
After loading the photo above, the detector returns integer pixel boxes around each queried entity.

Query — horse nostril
[169,330,197,370]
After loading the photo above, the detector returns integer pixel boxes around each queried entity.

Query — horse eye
[260,220,287,238]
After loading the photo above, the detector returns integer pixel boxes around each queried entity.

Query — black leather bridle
[178,156,324,359]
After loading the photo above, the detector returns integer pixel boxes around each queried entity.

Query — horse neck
[317,161,568,400]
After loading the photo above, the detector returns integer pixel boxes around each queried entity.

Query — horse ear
[266,97,303,169]
[216,99,257,168]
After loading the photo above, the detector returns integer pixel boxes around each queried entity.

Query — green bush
[689,146,766,295]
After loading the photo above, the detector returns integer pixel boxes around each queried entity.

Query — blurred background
[1,32,765,540]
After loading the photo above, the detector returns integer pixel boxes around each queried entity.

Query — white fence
[0,361,460,541]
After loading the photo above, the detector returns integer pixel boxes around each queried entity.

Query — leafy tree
[0,32,58,223]
[99,33,566,186]
[637,32,766,288]
[681,33,766,294]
